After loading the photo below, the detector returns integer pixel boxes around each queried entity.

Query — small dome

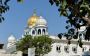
[8,35,16,42]
[36,16,47,26]
[27,12,39,27]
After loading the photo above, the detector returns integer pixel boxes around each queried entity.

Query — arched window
[72,47,77,53]
[56,45,61,52]
[26,32,29,35]
[42,29,45,35]
[38,29,41,35]
[79,33,82,39]
[82,47,86,52]
[26,32,27,35]
[64,46,69,53]
[89,48,90,51]
[32,30,35,35]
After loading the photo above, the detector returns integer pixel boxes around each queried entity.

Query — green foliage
[73,35,78,39]
[78,39,83,48]
[68,40,71,44]
[49,0,90,47]
[0,0,23,23]
[16,35,52,55]
[16,35,33,54]
[49,0,90,28]
[17,0,23,3]
[34,35,52,55]
[58,33,63,39]
[0,0,10,23]
[85,26,90,41]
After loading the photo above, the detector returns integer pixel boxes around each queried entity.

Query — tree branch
[82,16,90,26]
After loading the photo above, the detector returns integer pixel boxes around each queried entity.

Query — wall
[0,51,22,56]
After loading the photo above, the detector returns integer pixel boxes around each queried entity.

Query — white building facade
[45,38,90,56]
[0,35,22,56]
[0,11,90,56]
[25,11,90,56]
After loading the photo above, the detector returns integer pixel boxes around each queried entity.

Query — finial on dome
[33,9,37,16]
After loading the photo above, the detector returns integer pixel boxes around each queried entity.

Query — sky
[0,0,67,43]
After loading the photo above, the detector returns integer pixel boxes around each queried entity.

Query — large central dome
[25,11,48,36]
[27,12,39,27]
[27,11,47,28]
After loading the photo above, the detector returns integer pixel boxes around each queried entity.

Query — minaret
[7,35,16,49]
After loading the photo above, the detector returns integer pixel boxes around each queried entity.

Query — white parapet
[0,51,22,56]
[16,51,23,56]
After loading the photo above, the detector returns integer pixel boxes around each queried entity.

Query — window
[56,45,61,52]
[32,30,35,35]
[72,47,77,53]
[38,29,41,35]
[42,29,45,35]
[79,34,82,39]
[82,47,86,52]
[26,32,29,35]
[64,46,69,53]
[26,32,27,35]
[89,48,90,51]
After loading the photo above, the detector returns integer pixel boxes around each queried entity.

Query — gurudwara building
[24,12,90,56]
[0,11,90,56]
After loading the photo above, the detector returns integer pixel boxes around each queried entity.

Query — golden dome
[27,12,39,27]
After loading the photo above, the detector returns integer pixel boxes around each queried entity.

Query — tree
[34,35,52,56]
[0,0,9,23]
[16,35,33,54]
[58,33,63,39]
[16,35,52,56]
[49,0,90,26]
[0,0,23,23]
[49,0,90,35]
[49,0,90,47]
